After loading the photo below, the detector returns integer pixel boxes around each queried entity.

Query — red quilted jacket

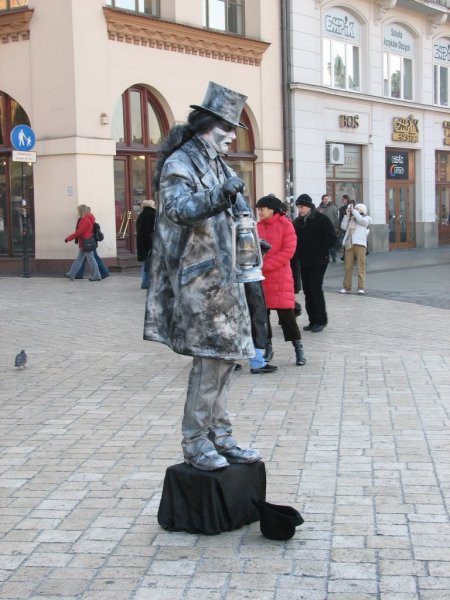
[66,213,95,250]
[257,213,296,309]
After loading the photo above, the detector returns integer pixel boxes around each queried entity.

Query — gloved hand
[222,177,245,201]
[64,238,68,243]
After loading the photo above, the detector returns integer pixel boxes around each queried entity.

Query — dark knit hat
[256,194,284,214]
[295,194,315,209]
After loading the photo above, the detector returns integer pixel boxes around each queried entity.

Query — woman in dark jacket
[136,199,156,289]
[256,195,306,366]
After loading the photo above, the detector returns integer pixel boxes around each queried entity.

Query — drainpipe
[280,0,295,219]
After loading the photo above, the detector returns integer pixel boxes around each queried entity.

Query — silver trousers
[181,357,237,458]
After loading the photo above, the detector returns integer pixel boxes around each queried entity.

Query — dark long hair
[153,110,218,191]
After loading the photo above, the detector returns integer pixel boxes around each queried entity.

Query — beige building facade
[0,0,283,273]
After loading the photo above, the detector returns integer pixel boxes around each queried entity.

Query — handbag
[82,237,97,252]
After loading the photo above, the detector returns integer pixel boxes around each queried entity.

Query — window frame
[0,0,28,13]
[383,52,414,101]
[114,86,167,151]
[104,0,160,18]
[322,7,362,92]
[433,38,450,107]
[203,0,245,36]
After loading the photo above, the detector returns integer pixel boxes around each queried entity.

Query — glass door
[386,184,416,248]
[436,185,450,245]
[114,156,132,254]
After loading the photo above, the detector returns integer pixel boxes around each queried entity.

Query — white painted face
[203,123,237,155]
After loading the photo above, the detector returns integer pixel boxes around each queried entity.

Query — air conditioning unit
[326,143,345,165]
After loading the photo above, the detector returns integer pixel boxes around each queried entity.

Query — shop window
[433,38,450,107]
[111,86,167,255]
[436,151,450,245]
[0,0,28,12]
[383,23,414,101]
[326,144,362,209]
[203,0,245,36]
[105,0,159,17]
[112,86,164,148]
[322,7,361,91]
[0,91,34,258]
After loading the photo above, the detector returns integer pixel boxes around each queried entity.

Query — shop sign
[386,151,409,180]
[323,7,360,43]
[444,121,450,146]
[392,115,419,143]
[383,24,414,56]
[434,38,450,65]
[339,114,359,128]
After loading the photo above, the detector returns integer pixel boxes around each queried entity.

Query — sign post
[10,125,36,278]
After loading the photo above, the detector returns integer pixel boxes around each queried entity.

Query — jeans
[67,249,101,280]
[141,263,150,288]
[181,357,237,458]
[76,250,109,278]
[249,348,266,370]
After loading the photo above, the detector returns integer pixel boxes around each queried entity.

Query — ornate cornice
[0,8,33,44]
[375,0,397,24]
[103,7,269,67]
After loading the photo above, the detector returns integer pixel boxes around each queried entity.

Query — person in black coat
[136,199,156,289]
[293,194,337,333]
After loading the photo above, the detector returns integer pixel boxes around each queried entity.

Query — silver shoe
[184,450,229,471]
[218,446,261,464]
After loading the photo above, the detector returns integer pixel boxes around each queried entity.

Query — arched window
[0,91,34,258]
[111,86,167,255]
[322,7,361,91]
[226,110,256,208]
[383,23,415,100]
[433,37,450,107]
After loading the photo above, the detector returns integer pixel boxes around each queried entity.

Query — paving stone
[0,263,449,599]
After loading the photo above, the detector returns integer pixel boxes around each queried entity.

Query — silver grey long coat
[143,137,254,360]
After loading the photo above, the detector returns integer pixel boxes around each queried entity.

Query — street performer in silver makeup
[144,82,261,471]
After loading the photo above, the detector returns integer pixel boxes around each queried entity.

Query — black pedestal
[158,461,266,535]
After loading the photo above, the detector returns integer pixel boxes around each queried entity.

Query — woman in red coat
[64,204,101,281]
[256,195,306,366]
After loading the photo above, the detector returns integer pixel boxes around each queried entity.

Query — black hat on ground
[252,499,304,541]
[256,195,284,214]
[295,194,315,209]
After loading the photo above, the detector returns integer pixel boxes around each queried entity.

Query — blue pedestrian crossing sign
[10,124,36,151]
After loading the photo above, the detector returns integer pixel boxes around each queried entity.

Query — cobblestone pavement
[1,259,450,599]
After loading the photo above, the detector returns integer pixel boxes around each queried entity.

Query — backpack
[93,222,104,242]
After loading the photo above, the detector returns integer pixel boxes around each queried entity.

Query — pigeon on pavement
[15,350,28,368]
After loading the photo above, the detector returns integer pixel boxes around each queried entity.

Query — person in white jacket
[339,203,372,294]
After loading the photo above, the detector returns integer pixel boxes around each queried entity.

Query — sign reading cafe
[392,115,419,143]
[323,7,360,43]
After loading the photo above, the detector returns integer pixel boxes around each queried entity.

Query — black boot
[264,340,274,362]
[292,340,306,366]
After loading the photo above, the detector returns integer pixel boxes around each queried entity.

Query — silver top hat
[190,81,248,129]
